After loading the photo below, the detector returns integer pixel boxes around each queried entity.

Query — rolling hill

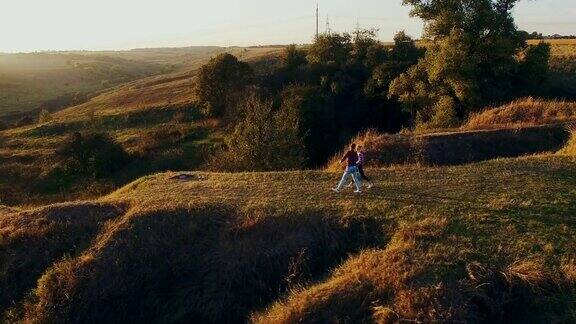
[1,153,575,322]
[0,46,281,124]
[0,46,284,205]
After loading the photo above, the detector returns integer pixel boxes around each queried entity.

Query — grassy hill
[1,153,575,322]
[0,52,168,122]
[0,46,281,124]
[0,46,283,205]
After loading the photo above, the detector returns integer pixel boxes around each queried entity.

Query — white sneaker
[354,190,362,194]
[332,188,340,193]
[367,183,373,189]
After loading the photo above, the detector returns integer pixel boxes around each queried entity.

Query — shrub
[210,95,306,171]
[56,132,130,178]
[38,109,52,124]
[416,96,459,131]
[135,126,183,157]
[281,44,307,69]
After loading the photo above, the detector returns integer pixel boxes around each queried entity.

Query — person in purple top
[332,143,362,193]
[356,145,373,188]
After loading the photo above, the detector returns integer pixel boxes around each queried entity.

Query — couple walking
[332,143,373,193]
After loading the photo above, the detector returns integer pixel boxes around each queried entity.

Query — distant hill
[0,46,279,123]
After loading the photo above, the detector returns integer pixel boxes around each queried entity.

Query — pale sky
[0,0,575,53]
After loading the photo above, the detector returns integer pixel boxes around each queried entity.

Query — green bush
[210,95,306,171]
[56,132,130,178]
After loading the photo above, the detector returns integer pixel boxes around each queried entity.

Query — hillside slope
[0,46,283,205]
[0,46,275,122]
[1,155,575,323]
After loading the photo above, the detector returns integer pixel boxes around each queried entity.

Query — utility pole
[316,4,319,39]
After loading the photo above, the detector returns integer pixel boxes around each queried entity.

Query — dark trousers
[357,165,370,182]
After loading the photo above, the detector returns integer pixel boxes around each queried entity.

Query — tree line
[192,0,550,171]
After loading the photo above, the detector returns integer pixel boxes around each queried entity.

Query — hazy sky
[1,0,575,53]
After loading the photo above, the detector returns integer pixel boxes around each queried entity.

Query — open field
[1,154,575,322]
[0,41,574,206]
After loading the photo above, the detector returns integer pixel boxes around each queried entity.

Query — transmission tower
[316,4,319,39]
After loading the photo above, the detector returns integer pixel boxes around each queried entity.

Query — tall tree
[390,0,549,129]
[195,53,253,117]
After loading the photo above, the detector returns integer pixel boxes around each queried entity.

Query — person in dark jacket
[332,143,362,193]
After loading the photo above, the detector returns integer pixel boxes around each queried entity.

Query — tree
[280,85,337,165]
[516,42,551,95]
[389,0,549,129]
[282,44,307,70]
[195,53,253,117]
[365,31,422,99]
[352,28,381,64]
[213,95,306,171]
[307,33,353,66]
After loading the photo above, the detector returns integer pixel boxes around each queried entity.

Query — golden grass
[558,128,576,156]
[562,259,576,283]
[0,202,126,316]
[1,155,576,322]
[464,97,576,130]
[326,129,417,171]
[326,124,570,169]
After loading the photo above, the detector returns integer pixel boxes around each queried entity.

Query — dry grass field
[326,123,571,169]
[464,97,576,130]
[1,151,575,322]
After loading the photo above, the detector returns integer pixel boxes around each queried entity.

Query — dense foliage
[195,53,253,117]
[194,1,551,169]
[211,95,306,171]
[389,0,551,130]
[210,30,422,169]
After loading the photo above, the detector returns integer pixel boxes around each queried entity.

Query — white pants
[336,166,362,191]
